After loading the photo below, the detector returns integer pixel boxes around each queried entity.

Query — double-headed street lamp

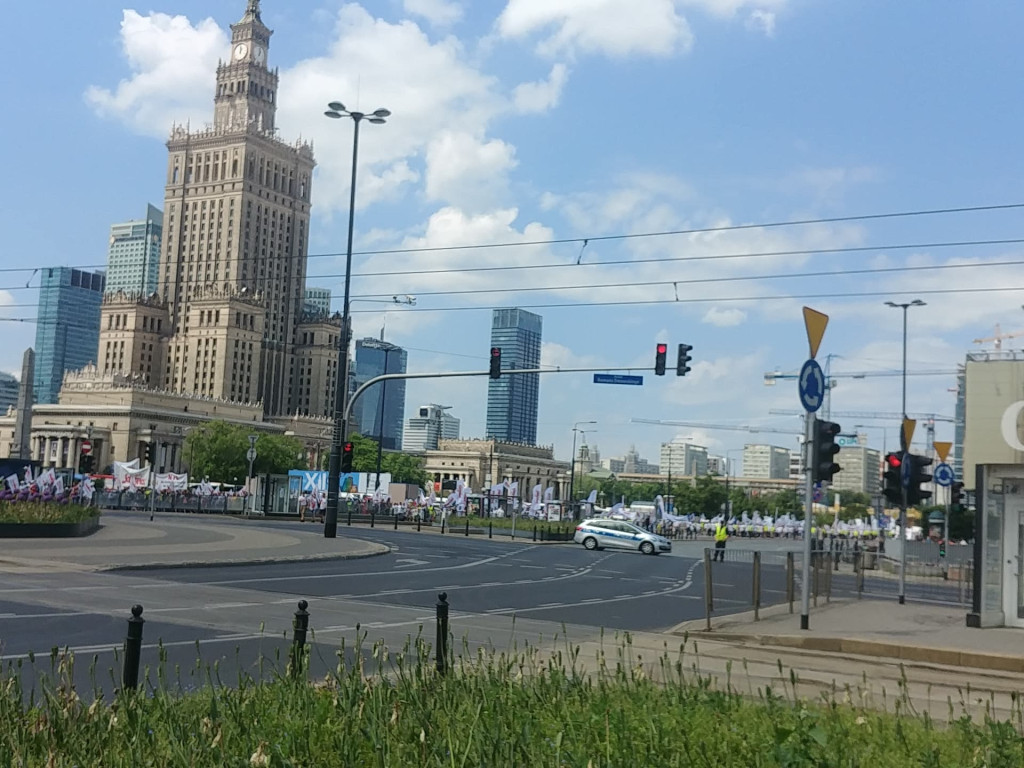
[567,421,597,520]
[884,298,925,605]
[322,101,390,539]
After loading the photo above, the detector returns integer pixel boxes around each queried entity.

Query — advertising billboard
[963,357,1024,486]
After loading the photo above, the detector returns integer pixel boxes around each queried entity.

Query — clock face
[234,43,248,60]
[253,46,265,63]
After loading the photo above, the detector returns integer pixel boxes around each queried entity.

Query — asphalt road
[0,522,811,698]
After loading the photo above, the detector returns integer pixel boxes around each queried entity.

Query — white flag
[5,474,18,493]
[531,483,543,511]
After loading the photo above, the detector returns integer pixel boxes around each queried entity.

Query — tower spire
[242,0,261,22]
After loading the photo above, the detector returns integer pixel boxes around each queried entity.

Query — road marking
[394,558,430,568]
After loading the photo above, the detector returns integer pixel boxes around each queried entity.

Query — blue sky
[4,0,1024,470]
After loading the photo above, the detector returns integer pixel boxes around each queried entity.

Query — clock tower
[213,0,276,133]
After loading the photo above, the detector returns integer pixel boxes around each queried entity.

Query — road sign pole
[801,411,814,630]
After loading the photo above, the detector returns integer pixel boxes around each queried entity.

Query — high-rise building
[93,0,336,419]
[304,287,331,316]
[353,338,408,450]
[742,444,791,479]
[403,404,460,452]
[34,267,105,404]
[831,445,882,495]
[661,439,708,477]
[0,372,18,414]
[486,308,542,445]
[106,204,163,296]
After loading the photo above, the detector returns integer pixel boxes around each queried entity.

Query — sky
[4,0,1024,472]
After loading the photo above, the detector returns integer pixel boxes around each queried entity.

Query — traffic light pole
[800,412,814,630]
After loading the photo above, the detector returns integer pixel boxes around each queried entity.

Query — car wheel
[583,536,599,551]
[640,541,655,555]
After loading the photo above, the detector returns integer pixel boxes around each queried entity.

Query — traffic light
[939,538,946,558]
[905,453,933,507]
[489,347,502,379]
[882,452,903,506]
[654,343,667,376]
[145,443,156,465]
[950,481,964,510]
[676,343,693,377]
[341,441,354,473]
[811,419,841,483]
[78,454,94,475]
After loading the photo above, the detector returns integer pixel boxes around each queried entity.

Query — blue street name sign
[593,374,643,386]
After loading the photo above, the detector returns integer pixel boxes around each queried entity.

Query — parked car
[573,518,672,555]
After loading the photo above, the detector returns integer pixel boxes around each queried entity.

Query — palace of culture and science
[0,1,342,472]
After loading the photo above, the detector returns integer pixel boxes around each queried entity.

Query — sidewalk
[672,598,1024,673]
[0,511,388,573]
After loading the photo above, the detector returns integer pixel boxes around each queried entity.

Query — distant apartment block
[742,444,791,479]
[403,404,460,452]
[661,440,708,477]
[34,267,105,404]
[106,204,163,296]
[304,287,332,316]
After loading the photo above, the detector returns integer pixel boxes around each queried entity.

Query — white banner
[114,460,150,490]
[5,474,18,493]
[155,472,189,492]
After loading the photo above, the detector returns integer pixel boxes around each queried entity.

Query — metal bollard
[786,551,795,613]
[824,556,832,602]
[435,592,449,676]
[488,520,492,539]
[532,525,537,542]
[394,513,398,531]
[752,551,761,621]
[856,551,864,598]
[122,604,145,690]
[346,500,352,527]
[812,553,819,608]
[417,515,421,532]
[441,516,446,534]
[290,599,309,678]
[465,516,469,537]
[370,509,375,528]
[703,548,714,631]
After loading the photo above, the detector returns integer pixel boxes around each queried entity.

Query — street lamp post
[885,298,926,604]
[322,101,390,539]
[567,421,596,520]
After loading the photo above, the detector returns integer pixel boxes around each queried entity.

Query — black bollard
[465,516,469,537]
[347,500,352,527]
[417,515,421,532]
[435,592,449,676]
[290,599,309,678]
[122,604,145,690]
[394,513,398,531]
[370,508,375,528]
[489,520,492,539]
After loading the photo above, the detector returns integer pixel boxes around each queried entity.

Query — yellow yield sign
[802,307,829,359]
[902,418,916,451]
[934,441,952,463]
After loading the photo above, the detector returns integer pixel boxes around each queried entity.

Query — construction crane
[768,409,953,453]
[631,418,803,436]
[972,322,1024,351]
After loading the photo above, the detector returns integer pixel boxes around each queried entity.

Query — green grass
[0,501,99,524]
[3,635,1024,766]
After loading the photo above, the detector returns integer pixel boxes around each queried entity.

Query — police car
[573,518,672,555]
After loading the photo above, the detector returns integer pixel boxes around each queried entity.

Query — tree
[186,421,307,483]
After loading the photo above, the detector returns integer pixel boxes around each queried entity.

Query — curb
[100,542,392,572]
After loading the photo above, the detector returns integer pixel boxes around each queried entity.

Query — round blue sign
[798,359,825,413]
[933,462,954,488]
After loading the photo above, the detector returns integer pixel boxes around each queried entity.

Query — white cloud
[513,63,569,113]
[678,0,787,18]
[745,9,776,36]
[424,132,518,210]
[403,0,464,26]
[702,307,747,326]
[497,0,694,58]
[84,11,227,138]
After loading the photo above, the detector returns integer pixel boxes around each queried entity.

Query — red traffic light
[343,442,353,453]
[886,453,902,468]
[656,343,667,354]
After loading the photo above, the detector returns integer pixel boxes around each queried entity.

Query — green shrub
[0,501,99,524]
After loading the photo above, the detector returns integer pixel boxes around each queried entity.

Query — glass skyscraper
[105,204,163,296]
[353,338,408,450]
[34,267,106,404]
[486,308,542,445]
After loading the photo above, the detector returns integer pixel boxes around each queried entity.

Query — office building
[661,439,708,477]
[0,372,18,414]
[353,338,408,450]
[486,308,542,444]
[402,404,460,452]
[34,267,105,404]
[106,204,163,296]
[831,445,882,495]
[707,455,728,476]
[304,287,331,316]
[604,446,658,475]
[742,444,791,479]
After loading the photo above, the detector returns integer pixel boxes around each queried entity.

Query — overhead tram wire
[1,238,1023,299]
[6,282,1024,324]
[4,200,1024,276]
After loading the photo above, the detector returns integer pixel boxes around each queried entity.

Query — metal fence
[97,491,248,514]
[701,547,799,630]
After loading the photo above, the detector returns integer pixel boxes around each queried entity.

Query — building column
[69,438,80,472]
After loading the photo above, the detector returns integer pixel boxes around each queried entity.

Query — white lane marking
[394,559,430,568]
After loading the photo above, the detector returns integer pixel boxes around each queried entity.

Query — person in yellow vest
[713,521,728,561]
